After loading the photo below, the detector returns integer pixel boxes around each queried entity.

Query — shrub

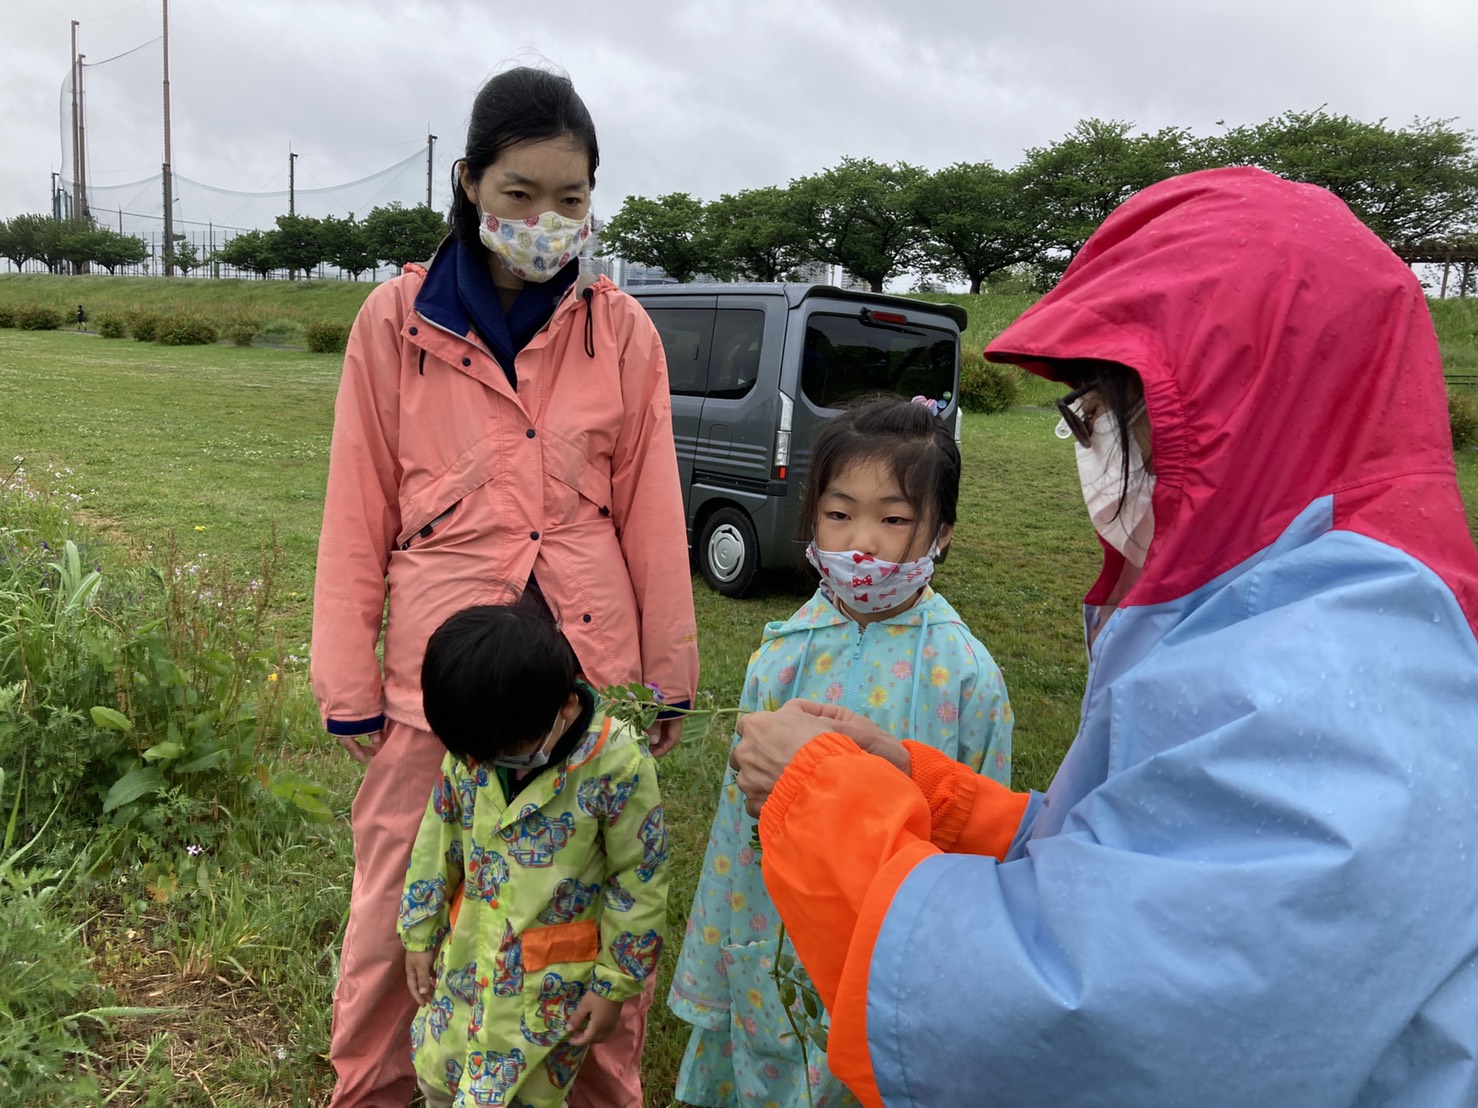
[959,350,1021,414]
[225,321,259,348]
[95,312,128,339]
[0,305,16,328]
[127,312,162,342]
[1451,388,1478,451]
[156,316,219,347]
[0,525,329,857]
[16,304,65,331]
[257,319,300,346]
[303,320,349,355]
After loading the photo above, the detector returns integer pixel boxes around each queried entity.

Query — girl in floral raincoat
[668,397,1013,1106]
[400,599,668,1108]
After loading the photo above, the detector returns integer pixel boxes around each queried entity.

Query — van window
[800,312,956,410]
[646,308,712,396]
[707,309,764,399]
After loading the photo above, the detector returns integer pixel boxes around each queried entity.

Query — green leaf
[199,653,233,679]
[175,749,228,773]
[71,1005,186,1025]
[141,741,185,763]
[90,706,134,732]
[102,767,166,813]
[291,793,335,821]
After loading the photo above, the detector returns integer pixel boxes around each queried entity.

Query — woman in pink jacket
[311,66,699,1108]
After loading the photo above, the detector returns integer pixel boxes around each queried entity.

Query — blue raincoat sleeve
[860,535,1478,1107]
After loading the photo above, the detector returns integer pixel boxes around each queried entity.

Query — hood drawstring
[907,606,931,741]
[582,287,595,359]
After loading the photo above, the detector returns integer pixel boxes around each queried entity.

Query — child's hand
[405,949,437,1005]
[567,991,622,1046]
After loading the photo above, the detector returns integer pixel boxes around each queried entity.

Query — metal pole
[289,149,298,214]
[162,0,175,275]
[70,22,80,226]
[427,132,437,208]
[76,54,89,225]
[51,172,61,220]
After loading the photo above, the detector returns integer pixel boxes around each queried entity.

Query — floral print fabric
[669,589,1012,1105]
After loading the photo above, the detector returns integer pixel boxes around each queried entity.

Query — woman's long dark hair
[450,66,600,250]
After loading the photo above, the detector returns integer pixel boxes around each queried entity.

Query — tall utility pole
[289,149,298,214]
[426,132,437,209]
[162,0,175,275]
[76,56,90,224]
[76,49,91,272]
[70,21,81,223]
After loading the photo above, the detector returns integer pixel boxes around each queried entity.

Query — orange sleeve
[902,740,1031,859]
[758,733,1032,1107]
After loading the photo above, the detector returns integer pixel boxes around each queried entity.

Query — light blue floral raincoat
[669,587,1011,1106]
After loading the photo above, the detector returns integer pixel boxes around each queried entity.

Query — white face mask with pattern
[1071,408,1155,567]
[805,541,940,615]
[478,208,592,282]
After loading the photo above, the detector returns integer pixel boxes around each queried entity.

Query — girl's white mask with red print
[806,541,939,615]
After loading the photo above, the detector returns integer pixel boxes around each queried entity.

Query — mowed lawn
[1,324,1475,1105]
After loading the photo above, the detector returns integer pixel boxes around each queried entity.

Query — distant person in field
[399,598,668,1108]
[668,395,1012,1107]
[75,304,86,331]
[728,168,1478,1106]
[311,65,697,1108]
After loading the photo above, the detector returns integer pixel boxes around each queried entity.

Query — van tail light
[867,310,908,324]
[773,390,794,480]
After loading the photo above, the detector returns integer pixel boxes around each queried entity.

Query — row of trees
[0,202,448,280]
[602,110,1478,292]
[211,204,447,279]
[0,214,150,274]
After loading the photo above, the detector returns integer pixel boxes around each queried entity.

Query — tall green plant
[0,517,329,860]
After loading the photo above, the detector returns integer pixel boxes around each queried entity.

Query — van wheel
[698,508,759,597]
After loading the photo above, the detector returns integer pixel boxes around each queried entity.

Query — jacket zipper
[398,503,460,550]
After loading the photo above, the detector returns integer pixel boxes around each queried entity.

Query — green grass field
[1,281,1475,1105]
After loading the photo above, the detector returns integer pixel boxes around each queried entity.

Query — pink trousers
[327,718,653,1108]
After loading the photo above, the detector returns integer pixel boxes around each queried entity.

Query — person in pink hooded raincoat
[311,66,698,1108]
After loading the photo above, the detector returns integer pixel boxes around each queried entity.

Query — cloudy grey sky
[4,0,1477,229]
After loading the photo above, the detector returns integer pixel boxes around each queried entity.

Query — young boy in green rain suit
[397,598,669,1108]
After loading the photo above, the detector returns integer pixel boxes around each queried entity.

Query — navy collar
[414,236,578,384]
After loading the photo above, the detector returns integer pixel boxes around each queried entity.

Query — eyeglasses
[1055,379,1100,447]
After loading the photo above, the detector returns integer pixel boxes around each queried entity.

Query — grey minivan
[630,284,967,596]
